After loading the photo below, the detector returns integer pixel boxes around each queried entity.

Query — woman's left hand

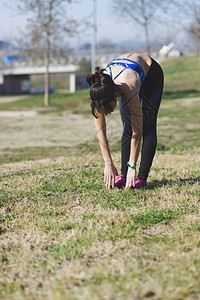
[125,167,136,189]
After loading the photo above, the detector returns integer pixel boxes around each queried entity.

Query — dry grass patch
[0,151,200,299]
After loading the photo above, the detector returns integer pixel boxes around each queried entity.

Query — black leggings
[119,58,164,180]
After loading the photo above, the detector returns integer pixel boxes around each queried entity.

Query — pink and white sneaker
[114,175,126,189]
[134,176,147,189]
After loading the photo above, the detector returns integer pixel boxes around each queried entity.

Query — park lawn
[0,54,200,299]
[161,55,200,94]
[0,89,90,115]
[0,148,200,299]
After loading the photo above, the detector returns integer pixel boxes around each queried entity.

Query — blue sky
[0,1,135,45]
[0,0,155,47]
[0,0,191,49]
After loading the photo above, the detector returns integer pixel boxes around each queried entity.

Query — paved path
[0,95,28,104]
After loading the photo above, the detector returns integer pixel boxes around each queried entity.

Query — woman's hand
[125,167,136,189]
[104,162,118,189]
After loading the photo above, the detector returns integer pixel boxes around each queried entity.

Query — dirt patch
[0,111,37,117]
[1,96,200,151]
[0,113,122,150]
[161,96,200,109]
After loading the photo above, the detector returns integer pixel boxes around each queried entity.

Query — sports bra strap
[106,58,145,84]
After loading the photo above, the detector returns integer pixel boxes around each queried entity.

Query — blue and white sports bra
[106,58,145,84]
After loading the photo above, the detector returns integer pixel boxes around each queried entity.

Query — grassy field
[0,55,200,299]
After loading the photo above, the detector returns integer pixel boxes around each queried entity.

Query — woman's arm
[94,110,118,189]
[128,94,143,166]
[94,111,112,164]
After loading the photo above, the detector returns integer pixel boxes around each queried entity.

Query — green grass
[0,55,200,299]
[0,151,200,299]
[161,55,200,98]
[0,89,90,114]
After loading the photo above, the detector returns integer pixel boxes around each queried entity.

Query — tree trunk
[44,58,50,106]
[44,33,50,107]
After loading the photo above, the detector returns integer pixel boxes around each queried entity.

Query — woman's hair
[86,67,116,118]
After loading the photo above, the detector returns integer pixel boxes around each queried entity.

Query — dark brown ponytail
[86,67,101,86]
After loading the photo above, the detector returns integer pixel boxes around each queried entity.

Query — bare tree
[188,1,200,45]
[168,0,200,46]
[190,23,200,44]
[17,0,77,106]
[112,0,173,55]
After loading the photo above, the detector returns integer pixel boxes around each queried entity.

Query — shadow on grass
[148,176,200,189]
[163,89,200,100]
[179,177,200,184]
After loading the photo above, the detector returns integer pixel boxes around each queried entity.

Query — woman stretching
[87,53,164,189]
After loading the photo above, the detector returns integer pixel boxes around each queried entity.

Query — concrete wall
[70,74,89,93]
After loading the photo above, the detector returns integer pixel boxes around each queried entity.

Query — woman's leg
[138,59,164,180]
[137,115,158,180]
[119,96,132,177]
